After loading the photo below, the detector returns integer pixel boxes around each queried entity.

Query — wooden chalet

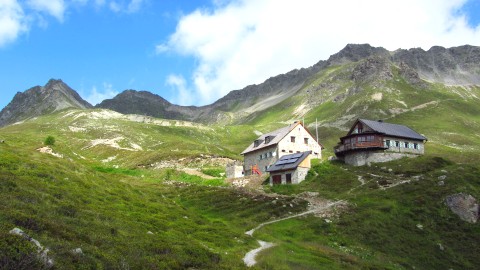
[334,119,427,166]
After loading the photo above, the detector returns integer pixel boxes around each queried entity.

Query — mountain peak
[0,79,92,127]
[327,44,390,65]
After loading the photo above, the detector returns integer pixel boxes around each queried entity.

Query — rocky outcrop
[351,56,393,84]
[0,79,92,127]
[9,227,54,267]
[445,193,479,223]
[392,45,480,85]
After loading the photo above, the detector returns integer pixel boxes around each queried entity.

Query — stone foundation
[343,150,419,166]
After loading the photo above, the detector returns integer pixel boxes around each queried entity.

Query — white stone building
[241,122,322,176]
[334,119,427,166]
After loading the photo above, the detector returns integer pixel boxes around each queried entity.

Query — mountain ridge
[1,44,479,127]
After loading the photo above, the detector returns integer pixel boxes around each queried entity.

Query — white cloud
[94,0,106,8]
[0,0,28,47]
[0,0,146,47]
[85,82,119,105]
[166,74,194,106]
[27,0,66,21]
[162,0,480,106]
[127,0,143,13]
[108,0,144,13]
[109,1,121,13]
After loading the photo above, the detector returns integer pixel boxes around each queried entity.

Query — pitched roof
[241,122,301,155]
[352,119,427,141]
[266,151,311,172]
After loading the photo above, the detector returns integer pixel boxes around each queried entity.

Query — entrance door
[272,175,282,184]
[286,173,292,184]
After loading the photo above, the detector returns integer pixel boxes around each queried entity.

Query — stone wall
[344,150,419,166]
[243,146,278,175]
[226,162,244,179]
[269,167,310,184]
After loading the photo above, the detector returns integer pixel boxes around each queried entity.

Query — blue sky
[1,0,479,110]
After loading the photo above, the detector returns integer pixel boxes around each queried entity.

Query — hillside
[0,111,479,269]
[1,43,480,269]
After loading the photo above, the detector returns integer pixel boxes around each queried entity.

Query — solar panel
[291,153,303,158]
[275,160,292,165]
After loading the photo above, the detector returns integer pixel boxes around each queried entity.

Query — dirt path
[243,200,345,267]
[181,168,216,179]
[243,240,276,267]
[245,200,344,236]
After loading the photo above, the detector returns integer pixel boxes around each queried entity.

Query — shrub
[44,136,55,146]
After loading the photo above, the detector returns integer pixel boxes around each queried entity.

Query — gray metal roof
[266,151,311,172]
[358,119,427,141]
[241,123,300,155]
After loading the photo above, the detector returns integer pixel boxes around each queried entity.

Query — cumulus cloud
[0,0,145,47]
[85,82,119,105]
[166,74,194,106]
[27,0,66,21]
[0,0,28,47]
[109,0,145,13]
[161,0,480,105]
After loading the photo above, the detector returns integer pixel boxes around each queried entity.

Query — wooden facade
[334,133,387,155]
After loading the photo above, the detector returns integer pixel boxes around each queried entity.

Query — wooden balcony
[334,136,386,155]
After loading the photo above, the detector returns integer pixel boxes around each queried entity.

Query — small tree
[44,136,55,146]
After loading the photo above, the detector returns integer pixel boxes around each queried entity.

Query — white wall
[277,125,321,159]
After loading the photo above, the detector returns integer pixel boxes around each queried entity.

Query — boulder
[445,193,479,223]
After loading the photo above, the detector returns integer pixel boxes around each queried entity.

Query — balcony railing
[334,138,386,154]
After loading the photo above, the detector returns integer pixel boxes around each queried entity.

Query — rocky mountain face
[2,44,479,127]
[0,79,92,127]
[95,44,480,124]
[96,90,193,120]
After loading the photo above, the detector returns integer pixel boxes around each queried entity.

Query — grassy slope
[0,112,311,269]
[262,157,480,269]
[1,59,480,269]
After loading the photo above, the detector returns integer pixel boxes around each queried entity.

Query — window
[265,135,275,144]
[254,140,262,147]
[264,166,268,171]
[414,143,418,149]
[289,150,293,153]
[404,142,409,148]
[304,138,309,145]
[386,140,391,147]
[268,152,273,158]
[281,149,286,152]
[259,154,263,160]
[395,141,400,147]
[290,136,296,143]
